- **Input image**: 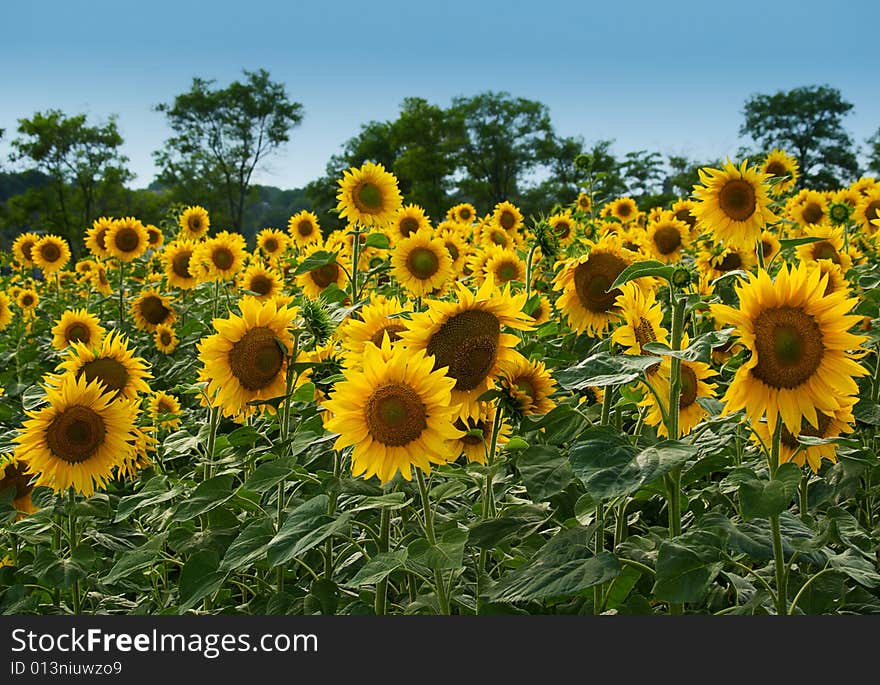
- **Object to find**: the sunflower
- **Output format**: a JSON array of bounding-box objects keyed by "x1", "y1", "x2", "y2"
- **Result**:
[
  {"x1": 549, "y1": 210, "x2": 578, "y2": 246},
  {"x1": 179, "y1": 205, "x2": 210, "y2": 240},
  {"x1": 692, "y1": 159, "x2": 778, "y2": 248},
  {"x1": 575, "y1": 192, "x2": 593, "y2": 214},
  {"x1": 89, "y1": 263, "x2": 113, "y2": 296},
  {"x1": 695, "y1": 244, "x2": 756, "y2": 281},
  {"x1": 153, "y1": 323, "x2": 179, "y2": 354},
  {"x1": 340, "y1": 296, "x2": 411, "y2": 366},
  {"x1": 710, "y1": 263, "x2": 868, "y2": 436},
  {"x1": 336, "y1": 162, "x2": 402, "y2": 228},
  {"x1": 12, "y1": 232, "x2": 40, "y2": 267},
  {"x1": 391, "y1": 228, "x2": 453, "y2": 298},
  {"x1": 759, "y1": 230, "x2": 781, "y2": 264},
  {"x1": 147, "y1": 391, "x2": 182, "y2": 430},
  {"x1": 493, "y1": 201, "x2": 524, "y2": 234},
  {"x1": 15, "y1": 374, "x2": 138, "y2": 497},
  {"x1": 526, "y1": 295, "x2": 552, "y2": 325},
  {"x1": 645, "y1": 216, "x2": 690, "y2": 263},
  {"x1": 500, "y1": 357, "x2": 557, "y2": 416},
  {"x1": 16, "y1": 287, "x2": 39, "y2": 312},
  {"x1": 452, "y1": 404, "x2": 511, "y2": 464},
  {"x1": 642, "y1": 358, "x2": 716, "y2": 437},
  {"x1": 399, "y1": 279, "x2": 533, "y2": 420},
  {"x1": 257, "y1": 228, "x2": 289, "y2": 260},
  {"x1": 790, "y1": 190, "x2": 829, "y2": 228},
  {"x1": 288, "y1": 210, "x2": 322, "y2": 248},
  {"x1": 852, "y1": 176, "x2": 877, "y2": 196},
  {"x1": 855, "y1": 187, "x2": 880, "y2": 235},
  {"x1": 553, "y1": 236, "x2": 640, "y2": 336},
  {"x1": 392, "y1": 204, "x2": 431, "y2": 240},
  {"x1": 192, "y1": 231, "x2": 246, "y2": 281},
  {"x1": 162, "y1": 240, "x2": 200, "y2": 290},
  {"x1": 296, "y1": 246, "x2": 347, "y2": 299},
  {"x1": 437, "y1": 225, "x2": 469, "y2": 274},
  {"x1": 761, "y1": 149, "x2": 799, "y2": 196},
  {"x1": 239, "y1": 264, "x2": 284, "y2": 302},
  {"x1": 117, "y1": 426, "x2": 157, "y2": 479},
  {"x1": 447, "y1": 203, "x2": 477, "y2": 225},
  {"x1": 0, "y1": 452, "x2": 37, "y2": 516},
  {"x1": 479, "y1": 223, "x2": 515, "y2": 250},
  {"x1": 32, "y1": 235, "x2": 71, "y2": 274},
  {"x1": 670, "y1": 199, "x2": 699, "y2": 236},
  {"x1": 51, "y1": 309, "x2": 105, "y2": 351},
  {"x1": 482, "y1": 247, "x2": 525, "y2": 286},
  {"x1": 84, "y1": 217, "x2": 112, "y2": 259},
  {"x1": 796, "y1": 225, "x2": 852, "y2": 272},
  {"x1": 323, "y1": 338, "x2": 462, "y2": 484},
  {"x1": 611, "y1": 282, "x2": 669, "y2": 356},
  {"x1": 106, "y1": 217, "x2": 149, "y2": 262},
  {"x1": 197, "y1": 297, "x2": 297, "y2": 420},
  {"x1": 57, "y1": 331, "x2": 152, "y2": 401},
  {"x1": 131, "y1": 289, "x2": 176, "y2": 332},
  {"x1": 609, "y1": 197, "x2": 639, "y2": 224},
  {"x1": 0, "y1": 292, "x2": 13, "y2": 330},
  {"x1": 143, "y1": 224, "x2": 164, "y2": 250}
]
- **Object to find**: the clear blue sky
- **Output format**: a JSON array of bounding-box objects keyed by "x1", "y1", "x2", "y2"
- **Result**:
[{"x1": 1, "y1": 0, "x2": 878, "y2": 189}]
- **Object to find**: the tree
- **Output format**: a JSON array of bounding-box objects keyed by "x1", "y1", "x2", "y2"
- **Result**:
[
  {"x1": 154, "y1": 69, "x2": 304, "y2": 232},
  {"x1": 9, "y1": 110, "x2": 131, "y2": 247},
  {"x1": 740, "y1": 85, "x2": 859, "y2": 189},
  {"x1": 867, "y1": 128, "x2": 880, "y2": 177},
  {"x1": 573, "y1": 140, "x2": 627, "y2": 205},
  {"x1": 621, "y1": 150, "x2": 665, "y2": 201}
]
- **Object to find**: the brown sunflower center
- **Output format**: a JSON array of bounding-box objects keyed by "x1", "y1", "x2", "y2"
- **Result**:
[
  {"x1": 865, "y1": 200, "x2": 880, "y2": 224},
  {"x1": 675, "y1": 208, "x2": 697, "y2": 229},
  {"x1": 399, "y1": 217, "x2": 420, "y2": 237},
  {"x1": 751, "y1": 306, "x2": 823, "y2": 389},
  {"x1": 311, "y1": 263, "x2": 340, "y2": 288},
  {"x1": 264, "y1": 238, "x2": 279, "y2": 253},
  {"x1": 811, "y1": 241, "x2": 839, "y2": 263},
  {"x1": 445, "y1": 241, "x2": 460, "y2": 262},
  {"x1": 1, "y1": 461, "x2": 33, "y2": 500},
  {"x1": 653, "y1": 225, "x2": 682, "y2": 255},
  {"x1": 157, "y1": 399, "x2": 175, "y2": 415},
  {"x1": 46, "y1": 405, "x2": 106, "y2": 464},
  {"x1": 355, "y1": 182, "x2": 383, "y2": 212},
  {"x1": 494, "y1": 260, "x2": 520, "y2": 283},
  {"x1": 297, "y1": 220, "x2": 314, "y2": 236},
  {"x1": 114, "y1": 227, "x2": 140, "y2": 253},
  {"x1": 573, "y1": 251, "x2": 627, "y2": 313},
  {"x1": 407, "y1": 247, "x2": 441, "y2": 280},
  {"x1": 368, "y1": 322, "x2": 406, "y2": 348},
  {"x1": 22, "y1": 240, "x2": 36, "y2": 261},
  {"x1": 65, "y1": 323, "x2": 90, "y2": 344},
  {"x1": 489, "y1": 230, "x2": 508, "y2": 247},
  {"x1": 228, "y1": 326, "x2": 284, "y2": 391},
  {"x1": 211, "y1": 247, "x2": 234, "y2": 270},
  {"x1": 147, "y1": 228, "x2": 161, "y2": 245},
  {"x1": 427, "y1": 309, "x2": 500, "y2": 391},
  {"x1": 188, "y1": 216, "x2": 202, "y2": 232},
  {"x1": 499, "y1": 211, "x2": 516, "y2": 230},
  {"x1": 95, "y1": 229, "x2": 108, "y2": 250},
  {"x1": 172, "y1": 250, "x2": 193, "y2": 279},
  {"x1": 802, "y1": 202, "x2": 824, "y2": 225},
  {"x1": 718, "y1": 179, "x2": 756, "y2": 221},
  {"x1": 616, "y1": 202, "x2": 633, "y2": 218},
  {"x1": 139, "y1": 295, "x2": 171, "y2": 325},
  {"x1": 717, "y1": 251, "x2": 742, "y2": 272},
  {"x1": 455, "y1": 417, "x2": 487, "y2": 445},
  {"x1": 365, "y1": 382, "x2": 426, "y2": 446},
  {"x1": 634, "y1": 317, "x2": 657, "y2": 348},
  {"x1": 249, "y1": 274, "x2": 273, "y2": 296},
  {"x1": 761, "y1": 240, "x2": 775, "y2": 259},
  {"x1": 78, "y1": 357, "x2": 131, "y2": 398},
  {"x1": 554, "y1": 221, "x2": 572, "y2": 239},
  {"x1": 460, "y1": 208, "x2": 473, "y2": 221},
  {"x1": 765, "y1": 161, "x2": 788, "y2": 178},
  {"x1": 21, "y1": 294, "x2": 35, "y2": 307},
  {"x1": 781, "y1": 412, "x2": 832, "y2": 449},
  {"x1": 679, "y1": 365, "x2": 698, "y2": 408},
  {"x1": 40, "y1": 242, "x2": 62, "y2": 263}
]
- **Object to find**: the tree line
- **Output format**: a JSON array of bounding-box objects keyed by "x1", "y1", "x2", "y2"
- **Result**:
[{"x1": 2, "y1": 70, "x2": 879, "y2": 254}]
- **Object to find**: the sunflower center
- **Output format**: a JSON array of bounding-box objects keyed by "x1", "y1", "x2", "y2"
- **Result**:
[
  {"x1": 188, "y1": 217, "x2": 202, "y2": 232},
  {"x1": 115, "y1": 227, "x2": 140, "y2": 253},
  {"x1": 427, "y1": 309, "x2": 500, "y2": 391},
  {"x1": 811, "y1": 241, "x2": 839, "y2": 263},
  {"x1": 228, "y1": 326, "x2": 284, "y2": 391},
  {"x1": 751, "y1": 306, "x2": 823, "y2": 389},
  {"x1": 460, "y1": 208, "x2": 473, "y2": 221},
  {"x1": 445, "y1": 241, "x2": 460, "y2": 262},
  {"x1": 264, "y1": 238, "x2": 279, "y2": 253},
  {"x1": 674, "y1": 208, "x2": 696, "y2": 229},
  {"x1": 96, "y1": 229, "x2": 108, "y2": 250},
  {"x1": 297, "y1": 220, "x2": 314, "y2": 236},
  {"x1": 212, "y1": 247, "x2": 234, "y2": 270},
  {"x1": 516, "y1": 377, "x2": 536, "y2": 398},
  {"x1": 653, "y1": 225, "x2": 682, "y2": 255},
  {"x1": 365, "y1": 383, "x2": 427, "y2": 446},
  {"x1": 250, "y1": 275, "x2": 273, "y2": 295},
  {"x1": 761, "y1": 240, "x2": 775, "y2": 258},
  {"x1": 78, "y1": 357, "x2": 130, "y2": 397},
  {"x1": 717, "y1": 252, "x2": 742, "y2": 272},
  {"x1": 573, "y1": 252, "x2": 627, "y2": 313},
  {"x1": 490, "y1": 230, "x2": 508, "y2": 247},
  {"x1": 21, "y1": 294, "x2": 35, "y2": 307},
  {"x1": 617, "y1": 203, "x2": 633, "y2": 218},
  {"x1": 634, "y1": 317, "x2": 657, "y2": 348},
  {"x1": 495, "y1": 260, "x2": 519, "y2": 283},
  {"x1": 765, "y1": 161, "x2": 788, "y2": 178},
  {"x1": 781, "y1": 412, "x2": 832, "y2": 449},
  {"x1": 369, "y1": 323, "x2": 406, "y2": 348},
  {"x1": 308, "y1": 262, "x2": 337, "y2": 288},
  {"x1": 22, "y1": 240, "x2": 36, "y2": 261},
  {"x1": 802, "y1": 202, "x2": 824, "y2": 225},
  {"x1": 554, "y1": 221, "x2": 572, "y2": 239},
  {"x1": 718, "y1": 179, "x2": 756, "y2": 221},
  {"x1": 407, "y1": 247, "x2": 440, "y2": 280},
  {"x1": 499, "y1": 211, "x2": 516, "y2": 230},
  {"x1": 865, "y1": 201, "x2": 880, "y2": 224},
  {"x1": 455, "y1": 417, "x2": 486, "y2": 445},
  {"x1": 159, "y1": 330, "x2": 172, "y2": 345},
  {"x1": 157, "y1": 400, "x2": 174, "y2": 414},
  {"x1": 46, "y1": 405, "x2": 106, "y2": 464},
  {"x1": 399, "y1": 217, "x2": 420, "y2": 237},
  {"x1": 65, "y1": 323, "x2": 90, "y2": 344},
  {"x1": 356, "y1": 183, "x2": 383, "y2": 212},
  {"x1": 40, "y1": 242, "x2": 62, "y2": 262},
  {"x1": 679, "y1": 365, "x2": 698, "y2": 408},
  {"x1": 172, "y1": 251, "x2": 193, "y2": 279},
  {"x1": 147, "y1": 228, "x2": 161, "y2": 245},
  {"x1": 140, "y1": 295, "x2": 171, "y2": 325}
]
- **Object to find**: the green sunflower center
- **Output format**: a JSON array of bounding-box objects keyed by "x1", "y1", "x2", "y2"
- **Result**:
[
  {"x1": 46, "y1": 405, "x2": 106, "y2": 464},
  {"x1": 499, "y1": 211, "x2": 516, "y2": 230},
  {"x1": 718, "y1": 179, "x2": 756, "y2": 221},
  {"x1": 366, "y1": 383, "x2": 427, "y2": 446},
  {"x1": 494, "y1": 260, "x2": 519, "y2": 283},
  {"x1": 752, "y1": 306, "x2": 824, "y2": 389},
  {"x1": 407, "y1": 247, "x2": 440, "y2": 280},
  {"x1": 357, "y1": 183, "x2": 383, "y2": 211},
  {"x1": 228, "y1": 326, "x2": 284, "y2": 391}
]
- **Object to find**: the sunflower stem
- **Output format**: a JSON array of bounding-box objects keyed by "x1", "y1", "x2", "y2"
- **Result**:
[
  {"x1": 374, "y1": 504, "x2": 391, "y2": 616},
  {"x1": 594, "y1": 501, "x2": 605, "y2": 614},
  {"x1": 600, "y1": 385, "x2": 614, "y2": 426},
  {"x1": 755, "y1": 239, "x2": 765, "y2": 271},
  {"x1": 870, "y1": 345, "x2": 880, "y2": 403},
  {"x1": 349, "y1": 226, "x2": 362, "y2": 303},
  {"x1": 799, "y1": 471, "x2": 810, "y2": 521},
  {"x1": 477, "y1": 406, "x2": 504, "y2": 613},
  {"x1": 68, "y1": 488, "x2": 81, "y2": 614},
  {"x1": 116, "y1": 260, "x2": 126, "y2": 331},
  {"x1": 666, "y1": 291, "x2": 687, "y2": 615},
  {"x1": 768, "y1": 419, "x2": 788, "y2": 615},
  {"x1": 525, "y1": 244, "x2": 538, "y2": 302},
  {"x1": 416, "y1": 468, "x2": 450, "y2": 615}
]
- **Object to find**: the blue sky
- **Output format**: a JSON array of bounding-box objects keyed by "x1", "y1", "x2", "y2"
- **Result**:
[{"x1": 1, "y1": 0, "x2": 878, "y2": 189}]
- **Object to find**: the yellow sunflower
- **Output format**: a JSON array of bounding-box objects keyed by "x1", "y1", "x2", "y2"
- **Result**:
[
  {"x1": 759, "y1": 230, "x2": 781, "y2": 264},
  {"x1": 0, "y1": 452, "x2": 37, "y2": 516},
  {"x1": 796, "y1": 225, "x2": 852, "y2": 272},
  {"x1": 437, "y1": 225, "x2": 469, "y2": 274},
  {"x1": 695, "y1": 244, "x2": 756, "y2": 281},
  {"x1": 645, "y1": 216, "x2": 691, "y2": 263},
  {"x1": 323, "y1": 338, "x2": 463, "y2": 484},
  {"x1": 16, "y1": 287, "x2": 39, "y2": 312},
  {"x1": 851, "y1": 176, "x2": 877, "y2": 196},
  {"x1": 340, "y1": 296, "x2": 411, "y2": 366},
  {"x1": 12, "y1": 232, "x2": 40, "y2": 267},
  {"x1": 162, "y1": 240, "x2": 200, "y2": 290},
  {"x1": 106, "y1": 217, "x2": 149, "y2": 262},
  {"x1": 131, "y1": 289, "x2": 177, "y2": 332},
  {"x1": 671, "y1": 199, "x2": 699, "y2": 236},
  {"x1": 336, "y1": 162, "x2": 402, "y2": 228},
  {"x1": 85, "y1": 217, "x2": 113, "y2": 259},
  {"x1": 855, "y1": 186, "x2": 880, "y2": 235},
  {"x1": 549, "y1": 210, "x2": 579, "y2": 246},
  {"x1": 392, "y1": 204, "x2": 431, "y2": 240},
  {"x1": 153, "y1": 323, "x2": 179, "y2": 354},
  {"x1": 32, "y1": 235, "x2": 71, "y2": 274},
  {"x1": 179, "y1": 205, "x2": 210, "y2": 240},
  {"x1": 692, "y1": 159, "x2": 778, "y2": 248},
  {"x1": 761, "y1": 149, "x2": 799, "y2": 196},
  {"x1": 257, "y1": 228, "x2": 289, "y2": 260},
  {"x1": 710, "y1": 263, "x2": 868, "y2": 436},
  {"x1": 0, "y1": 292, "x2": 12, "y2": 330},
  {"x1": 288, "y1": 210, "x2": 323, "y2": 248},
  {"x1": 526, "y1": 295, "x2": 552, "y2": 325},
  {"x1": 790, "y1": 190, "x2": 829, "y2": 228},
  {"x1": 448, "y1": 203, "x2": 477, "y2": 225},
  {"x1": 391, "y1": 228, "x2": 454, "y2": 297},
  {"x1": 575, "y1": 192, "x2": 593, "y2": 214},
  {"x1": 484, "y1": 247, "x2": 526, "y2": 286},
  {"x1": 147, "y1": 391, "x2": 182, "y2": 430},
  {"x1": 500, "y1": 357, "x2": 557, "y2": 415},
  {"x1": 609, "y1": 197, "x2": 639, "y2": 224},
  {"x1": 642, "y1": 358, "x2": 716, "y2": 437},
  {"x1": 492, "y1": 201, "x2": 524, "y2": 234},
  {"x1": 50, "y1": 309, "x2": 106, "y2": 351},
  {"x1": 453, "y1": 404, "x2": 511, "y2": 464},
  {"x1": 611, "y1": 282, "x2": 669, "y2": 356},
  {"x1": 197, "y1": 297, "x2": 297, "y2": 420},
  {"x1": 479, "y1": 223, "x2": 515, "y2": 250},
  {"x1": 14, "y1": 374, "x2": 138, "y2": 497},
  {"x1": 296, "y1": 246, "x2": 347, "y2": 300},
  {"x1": 145, "y1": 224, "x2": 164, "y2": 250},
  {"x1": 399, "y1": 278, "x2": 533, "y2": 420},
  {"x1": 192, "y1": 231, "x2": 246, "y2": 281},
  {"x1": 239, "y1": 264, "x2": 284, "y2": 302},
  {"x1": 57, "y1": 331, "x2": 152, "y2": 401}
]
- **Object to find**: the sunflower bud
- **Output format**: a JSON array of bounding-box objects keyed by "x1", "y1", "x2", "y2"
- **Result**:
[
  {"x1": 299, "y1": 297, "x2": 333, "y2": 346},
  {"x1": 532, "y1": 219, "x2": 559, "y2": 258},
  {"x1": 672, "y1": 267, "x2": 692, "y2": 289},
  {"x1": 828, "y1": 201, "x2": 852, "y2": 226}
]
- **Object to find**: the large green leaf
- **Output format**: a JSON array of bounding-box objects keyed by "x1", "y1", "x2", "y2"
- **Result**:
[
  {"x1": 408, "y1": 528, "x2": 469, "y2": 571},
  {"x1": 653, "y1": 529, "x2": 724, "y2": 603},
  {"x1": 242, "y1": 462, "x2": 294, "y2": 493},
  {"x1": 555, "y1": 352, "x2": 658, "y2": 390},
  {"x1": 517, "y1": 445, "x2": 574, "y2": 501},
  {"x1": 610, "y1": 260, "x2": 674, "y2": 289},
  {"x1": 174, "y1": 475, "x2": 237, "y2": 521},
  {"x1": 520, "y1": 405, "x2": 588, "y2": 445},
  {"x1": 101, "y1": 534, "x2": 168, "y2": 585},
  {"x1": 293, "y1": 250, "x2": 339, "y2": 276},
  {"x1": 267, "y1": 495, "x2": 351, "y2": 567},
  {"x1": 115, "y1": 476, "x2": 184, "y2": 522},
  {"x1": 729, "y1": 463, "x2": 801, "y2": 520},
  {"x1": 642, "y1": 328, "x2": 734, "y2": 364},
  {"x1": 178, "y1": 550, "x2": 225, "y2": 612},
  {"x1": 346, "y1": 550, "x2": 408, "y2": 587},
  {"x1": 220, "y1": 517, "x2": 275, "y2": 572}
]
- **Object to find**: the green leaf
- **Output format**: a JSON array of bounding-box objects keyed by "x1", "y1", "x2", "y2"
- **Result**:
[
  {"x1": 642, "y1": 328, "x2": 734, "y2": 364},
  {"x1": 242, "y1": 462, "x2": 294, "y2": 493},
  {"x1": 517, "y1": 445, "x2": 574, "y2": 501},
  {"x1": 293, "y1": 250, "x2": 339, "y2": 276},
  {"x1": 853, "y1": 398, "x2": 880, "y2": 426},
  {"x1": 101, "y1": 535, "x2": 168, "y2": 585},
  {"x1": 610, "y1": 260, "x2": 674, "y2": 289},
  {"x1": 730, "y1": 463, "x2": 801, "y2": 520},
  {"x1": 346, "y1": 550, "x2": 408, "y2": 587},
  {"x1": 220, "y1": 517, "x2": 275, "y2": 572},
  {"x1": 555, "y1": 352, "x2": 658, "y2": 390},
  {"x1": 115, "y1": 477, "x2": 184, "y2": 522},
  {"x1": 653, "y1": 529, "x2": 724, "y2": 603},
  {"x1": 467, "y1": 506, "x2": 547, "y2": 549},
  {"x1": 350, "y1": 492, "x2": 410, "y2": 512},
  {"x1": 174, "y1": 475, "x2": 237, "y2": 521},
  {"x1": 364, "y1": 232, "x2": 391, "y2": 249},
  {"x1": 227, "y1": 425, "x2": 262, "y2": 447},
  {"x1": 779, "y1": 236, "x2": 822, "y2": 249},
  {"x1": 408, "y1": 528, "x2": 469, "y2": 571},
  {"x1": 162, "y1": 429, "x2": 200, "y2": 456},
  {"x1": 520, "y1": 405, "x2": 589, "y2": 445},
  {"x1": 827, "y1": 551, "x2": 880, "y2": 588},
  {"x1": 291, "y1": 382, "x2": 316, "y2": 403},
  {"x1": 267, "y1": 496, "x2": 351, "y2": 567},
  {"x1": 178, "y1": 550, "x2": 225, "y2": 612},
  {"x1": 603, "y1": 564, "x2": 642, "y2": 612}
]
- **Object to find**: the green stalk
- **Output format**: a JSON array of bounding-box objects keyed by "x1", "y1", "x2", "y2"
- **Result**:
[
  {"x1": 477, "y1": 406, "x2": 504, "y2": 613},
  {"x1": 374, "y1": 505, "x2": 391, "y2": 616},
  {"x1": 416, "y1": 469, "x2": 450, "y2": 615},
  {"x1": 871, "y1": 345, "x2": 880, "y2": 404},
  {"x1": 799, "y1": 472, "x2": 810, "y2": 521},
  {"x1": 116, "y1": 260, "x2": 126, "y2": 331},
  {"x1": 755, "y1": 238, "x2": 766, "y2": 271},
  {"x1": 350, "y1": 227, "x2": 362, "y2": 303},
  {"x1": 68, "y1": 489, "x2": 81, "y2": 614},
  {"x1": 525, "y1": 244, "x2": 538, "y2": 302},
  {"x1": 594, "y1": 501, "x2": 605, "y2": 615},
  {"x1": 768, "y1": 420, "x2": 788, "y2": 615},
  {"x1": 665, "y1": 292, "x2": 687, "y2": 615}
]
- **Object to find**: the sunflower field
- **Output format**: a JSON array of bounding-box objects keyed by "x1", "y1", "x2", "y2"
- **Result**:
[{"x1": 2, "y1": 153, "x2": 880, "y2": 616}]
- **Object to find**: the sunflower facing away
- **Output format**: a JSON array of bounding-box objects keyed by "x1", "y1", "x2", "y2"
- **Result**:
[
  {"x1": 106, "y1": 217, "x2": 149, "y2": 262},
  {"x1": 197, "y1": 297, "x2": 298, "y2": 420},
  {"x1": 15, "y1": 374, "x2": 138, "y2": 497},
  {"x1": 179, "y1": 205, "x2": 210, "y2": 240},
  {"x1": 288, "y1": 210, "x2": 323, "y2": 248},
  {"x1": 391, "y1": 228, "x2": 454, "y2": 297},
  {"x1": 57, "y1": 331, "x2": 152, "y2": 401},
  {"x1": 761, "y1": 149, "x2": 799, "y2": 196},
  {"x1": 336, "y1": 162, "x2": 403, "y2": 228},
  {"x1": 323, "y1": 338, "x2": 463, "y2": 484},
  {"x1": 131, "y1": 288, "x2": 177, "y2": 332},
  {"x1": 51, "y1": 309, "x2": 106, "y2": 351},
  {"x1": 32, "y1": 235, "x2": 71, "y2": 274},
  {"x1": 710, "y1": 263, "x2": 868, "y2": 436}
]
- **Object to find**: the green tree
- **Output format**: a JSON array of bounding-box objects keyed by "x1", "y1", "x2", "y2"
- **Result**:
[
  {"x1": 574, "y1": 140, "x2": 627, "y2": 205},
  {"x1": 154, "y1": 68, "x2": 304, "y2": 232},
  {"x1": 740, "y1": 85, "x2": 859, "y2": 189},
  {"x1": 867, "y1": 128, "x2": 880, "y2": 176},
  {"x1": 621, "y1": 150, "x2": 665, "y2": 203},
  {"x1": 9, "y1": 110, "x2": 131, "y2": 248}
]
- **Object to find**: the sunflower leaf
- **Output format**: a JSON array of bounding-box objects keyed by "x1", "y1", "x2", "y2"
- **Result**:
[
  {"x1": 779, "y1": 236, "x2": 822, "y2": 250},
  {"x1": 555, "y1": 351, "x2": 658, "y2": 389},
  {"x1": 292, "y1": 250, "x2": 339, "y2": 276},
  {"x1": 609, "y1": 260, "x2": 674, "y2": 290},
  {"x1": 364, "y1": 232, "x2": 390, "y2": 249},
  {"x1": 642, "y1": 328, "x2": 734, "y2": 363}
]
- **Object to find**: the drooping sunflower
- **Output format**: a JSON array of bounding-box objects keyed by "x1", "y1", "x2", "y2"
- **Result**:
[
  {"x1": 549, "y1": 210, "x2": 578, "y2": 246},
  {"x1": 610, "y1": 282, "x2": 669, "y2": 356},
  {"x1": 179, "y1": 205, "x2": 210, "y2": 241},
  {"x1": 452, "y1": 404, "x2": 511, "y2": 464},
  {"x1": 57, "y1": 331, "x2": 152, "y2": 401},
  {"x1": 500, "y1": 357, "x2": 557, "y2": 416},
  {"x1": 855, "y1": 186, "x2": 880, "y2": 235},
  {"x1": 239, "y1": 264, "x2": 284, "y2": 302},
  {"x1": 197, "y1": 297, "x2": 297, "y2": 420},
  {"x1": 16, "y1": 287, "x2": 39, "y2": 312},
  {"x1": 162, "y1": 240, "x2": 200, "y2": 290},
  {"x1": 392, "y1": 204, "x2": 431, "y2": 240},
  {"x1": 256, "y1": 228, "x2": 289, "y2": 260},
  {"x1": 0, "y1": 292, "x2": 12, "y2": 330},
  {"x1": 448, "y1": 203, "x2": 477, "y2": 225},
  {"x1": 106, "y1": 217, "x2": 149, "y2": 262},
  {"x1": 153, "y1": 323, "x2": 179, "y2": 354},
  {"x1": 340, "y1": 296, "x2": 411, "y2": 366},
  {"x1": 32, "y1": 235, "x2": 71, "y2": 274},
  {"x1": 296, "y1": 246, "x2": 347, "y2": 299},
  {"x1": 641, "y1": 358, "x2": 716, "y2": 437},
  {"x1": 710, "y1": 263, "x2": 868, "y2": 435},
  {"x1": 51, "y1": 309, "x2": 106, "y2": 351},
  {"x1": 796, "y1": 225, "x2": 852, "y2": 272},
  {"x1": 288, "y1": 210, "x2": 323, "y2": 248},
  {"x1": 790, "y1": 190, "x2": 829, "y2": 228},
  {"x1": 645, "y1": 216, "x2": 691, "y2": 263},
  {"x1": 323, "y1": 338, "x2": 463, "y2": 484},
  {"x1": 336, "y1": 162, "x2": 403, "y2": 228},
  {"x1": 192, "y1": 231, "x2": 246, "y2": 281},
  {"x1": 131, "y1": 288, "x2": 177, "y2": 332},
  {"x1": 399, "y1": 278, "x2": 533, "y2": 420},
  {"x1": 391, "y1": 228, "x2": 454, "y2": 298},
  {"x1": 553, "y1": 236, "x2": 640, "y2": 336},
  {"x1": 692, "y1": 159, "x2": 778, "y2": 248},
  {"x1": 12, "y1": 232, "x2": 40, "y2": 267},
  {"x1": 147, "y1": 391, "x2": 182, "y2": 431},
  {"x1": 493, "y1": 201, "x2": 524, "y2": 234},
  {"x1": 14, "y1": 374, "x2": 138, "y2": 497},
  {"x1": 761, "y1": 149, "x2": 799, "y2": 196}
]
